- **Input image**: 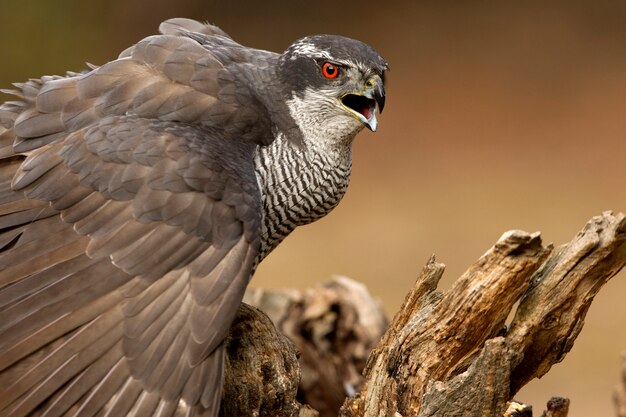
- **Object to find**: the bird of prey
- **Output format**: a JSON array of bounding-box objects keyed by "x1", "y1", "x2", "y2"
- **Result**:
[{"x1": 0, "y1": 18, "x2": 387, "y2": 417}]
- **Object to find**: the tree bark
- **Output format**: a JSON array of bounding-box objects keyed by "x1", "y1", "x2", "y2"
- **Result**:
[
  {"x1": 223, "y1": 212, "x2": 626, "y2": 417},
  {"x1": 221, "y1": 303, "x2": 318, "y2": 417},
  {"x1": 243, "y1": 277, "x2": 388, "y2": 417},
  {"x1": 541, "y1": 397, "x2": 570, "y2": 417}
]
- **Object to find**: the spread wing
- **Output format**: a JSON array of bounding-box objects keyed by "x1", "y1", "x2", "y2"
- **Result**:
[{"x1": 0, "y1": 19, "x2": 272, "y2": 417}]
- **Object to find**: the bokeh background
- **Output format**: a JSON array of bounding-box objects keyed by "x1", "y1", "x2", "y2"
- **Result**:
[{"x1": 1, "y1": 1, "x2": 625, "y2": 415}]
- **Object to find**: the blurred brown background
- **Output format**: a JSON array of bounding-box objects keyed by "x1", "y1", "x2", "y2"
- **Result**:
[{"x1": 1, "y1": 1, "x2": 625, "y2": 415}]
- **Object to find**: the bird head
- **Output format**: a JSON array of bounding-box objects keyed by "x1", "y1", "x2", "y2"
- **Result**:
[{"x1": 279, "y1": 35, "x2": 388, "y2": 145}]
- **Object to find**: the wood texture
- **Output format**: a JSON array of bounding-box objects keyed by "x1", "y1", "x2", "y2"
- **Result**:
[
  {"x1": 339, "y1": 211, "x2": 625, "y2": 417},
  {"x1": 244, "y1": 277, "x2": 387, "y2": 417},
  {"x1": 541, "y1": 397, "x2": 570, "y2": 417},
  {"x1": 221, "y1": 212, "x2": 626, "y2": 417},
  {"x1": 221, "y1": 303, "x2": 317, "y2": 417}
]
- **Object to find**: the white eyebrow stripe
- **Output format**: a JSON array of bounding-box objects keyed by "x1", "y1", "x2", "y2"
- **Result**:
[
  {"x1": 290, "y1": 41, "x2": 333, "y2": 60},
  {"x1": 289, "y1": 41, "x2": 374, "y2": 75},
  {"x1": 340, "y1": 58, "x2": 368, "y2": 73}
]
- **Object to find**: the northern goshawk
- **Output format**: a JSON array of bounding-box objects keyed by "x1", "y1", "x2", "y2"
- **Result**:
[{"x1": 0, "y1": 18, "x2": 387, "y2": 417}]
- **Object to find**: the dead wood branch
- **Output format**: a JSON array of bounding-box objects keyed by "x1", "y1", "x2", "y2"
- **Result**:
[
  {"x1": 224, "y1": 212, "x2": 626, "y2": 417},
  {"x1": 340, "y1": 211, "x2": 625, "y2": 417},
  {"x1": 541, "y1": 397, "x2": 570, "y2": 417},
  {"x1": 244, "y1": 277, "x2": 388, "y2": 417},
  {"x1": 221, "y1": 303, "x2": 318, "y2": 417}
]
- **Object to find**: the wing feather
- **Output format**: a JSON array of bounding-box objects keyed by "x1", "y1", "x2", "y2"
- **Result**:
[
  {"x1": 0, "y1": 311, "x2": 124, "y2": 414},
  {"x1": 0, "y1": 18, "x2": 269, "y2": 417},
  {"x1": 0, "y1": 286, "x2": 125, "y2": 373},
  {"x1": 158, "y1": 18, "x2": 233, "y2": 40},
  {"x1": 37, "y1": 345, "x2": 123, "y2": 417},
  {"x1": 73, "y1": 357, "x2": 128, "y2": 417},
  {"x1": 127, "y1": 391, "x2": 161, "y2": 417},
  {"x1": 102, "y1": 377, "x2": 144, "y2": 417},
  {"x1": 0, "y1": 259, "x2": 128, "y2": 354}
]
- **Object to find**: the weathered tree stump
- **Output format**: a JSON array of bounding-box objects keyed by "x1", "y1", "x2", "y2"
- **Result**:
[
  {"x1": 244, "y1": 277, "x2": 388, "y2": 417},
  {"x1": 541, "y1": 397, "x2": 570, "y2": 417},
  {"x1": 223, "y1": 212, "x2": 626, "y2": 417},
  {"x1": 221, "y1": 303, "x2": 315, "y2": 417}
]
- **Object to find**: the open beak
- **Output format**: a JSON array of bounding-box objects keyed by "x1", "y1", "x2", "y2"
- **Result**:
[{"x1": 340, "y1": 76, "x2": 386, "y2": 132}]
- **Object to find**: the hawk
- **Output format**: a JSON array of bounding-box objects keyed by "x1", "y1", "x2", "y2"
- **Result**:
[{"x1": 0, "y1": 18, "x2": 387, "y2": 417}]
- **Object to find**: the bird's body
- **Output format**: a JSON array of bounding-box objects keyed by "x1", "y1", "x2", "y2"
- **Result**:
[
  {"x1": 255, "y1": 130, "x2": 352, "y2": 259},
  {"x1": 0, "y1": 18, "x2": 386, "y2": 417}
]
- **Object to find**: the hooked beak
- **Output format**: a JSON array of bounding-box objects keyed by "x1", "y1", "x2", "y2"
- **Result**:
[{"x1": 340, "y1": 76, "x2": 386, "y2": 132}]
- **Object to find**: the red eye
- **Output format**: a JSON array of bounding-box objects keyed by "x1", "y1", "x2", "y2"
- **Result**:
[{"x1": 321, "y1": 62, "x2": 340, "y2": 79}]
